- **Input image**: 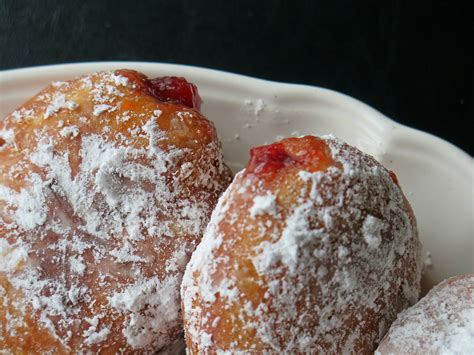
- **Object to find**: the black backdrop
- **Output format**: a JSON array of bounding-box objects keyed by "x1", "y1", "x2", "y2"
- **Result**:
[{"x1": 1, "y1": 0, "x2": 472, "y2": 154}]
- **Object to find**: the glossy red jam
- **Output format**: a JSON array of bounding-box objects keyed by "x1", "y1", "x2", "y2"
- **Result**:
[
  {"x1": 245, "y1": 136, "x2": 334, "y2": 179},
  {"x1": 389, "y1": 171, "x2": 399, "y2": 185},
  {"x1": 115, "y1": 70, "x2": 202, "y2": 110},
  {"x1": 149, "y1": 76, "x2": 202, "y2": 110},
  {"x1": 247, "y1": 143, "x2": 291, "y2": 174}
]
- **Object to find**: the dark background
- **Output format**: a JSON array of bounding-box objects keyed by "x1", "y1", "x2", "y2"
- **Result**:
[{"x1": 1, "y1": 0, "x2": 472, "y2": 154}]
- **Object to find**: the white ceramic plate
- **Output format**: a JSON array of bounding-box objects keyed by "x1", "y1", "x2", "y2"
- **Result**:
[{"x1": 0, "y1": 62, "x2": 472, "y2": 290}]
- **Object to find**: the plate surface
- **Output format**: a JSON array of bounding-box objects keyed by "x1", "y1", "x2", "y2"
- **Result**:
[{"x1": 0, "y1": 62, "x2": 472, "y2": 290}]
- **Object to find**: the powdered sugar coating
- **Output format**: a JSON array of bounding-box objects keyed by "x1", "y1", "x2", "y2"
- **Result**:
[
  {"x1": 0, "y1": 70, "x2": 232, "y2": 352},
  {"x1": 249, "y1": 192, "x2": 277, "y2": 217},
  {"x1": 181, "y1": 136, "x2": 422, "y2": 353},
  {"x1": 376, "y1": 275, "x2": 474, "y2": 355}
]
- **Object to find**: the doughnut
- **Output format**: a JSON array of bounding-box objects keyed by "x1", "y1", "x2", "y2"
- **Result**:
[
  {"x1": 181, "y1": 135, "x2": 422, "y2": 353},
  {"x1": 376, "y1": 274, "x2": 474, "y2": 354},
  {"x1": 0, "y1": 70, "x2": 232, "y2": 352}
]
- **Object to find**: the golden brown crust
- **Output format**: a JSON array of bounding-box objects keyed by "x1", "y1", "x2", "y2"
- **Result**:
[
  {"x1": 181, "y1": 136, "x2": 422, "y2": 353},
  {"x1": 0, "y1": 70, "x2": 232, "y2": 352}
]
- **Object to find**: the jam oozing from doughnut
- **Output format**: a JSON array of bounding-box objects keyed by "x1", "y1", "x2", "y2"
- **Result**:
[
  {"x1": 247, "y1": 142, "x2": 290, "y2": 174},
  {"x1": 115, "y1": 69, "x2": 202, "y2": 110},
  {"x1": 149, "y1": 76, "x2": 202, "y2": 111},
  {"x1": 246, "y1": 136, "x2": 335, "y2": 179},
  {"x1": 389, "y1": 171, "x2": 399, "y2": 185}
]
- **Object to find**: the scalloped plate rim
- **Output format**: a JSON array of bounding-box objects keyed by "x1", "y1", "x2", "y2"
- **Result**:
[
  {"x1": 1, "y1": 62, "x2": 472, "y2": 284},
  {"x1": 1, "y1": 61, "x2": 470, "y2": 162}
]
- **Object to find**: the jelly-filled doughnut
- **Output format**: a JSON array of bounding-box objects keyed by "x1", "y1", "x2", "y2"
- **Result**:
[
  {"x1": 0, "y1": 70, "x2": 232, "y2": 352},
  {"x1": 376, "y1": 275, "x2": 474, "y2": 354},
  {"x1": 181, "y1": 135, "x2": 422, "y2": 353}
]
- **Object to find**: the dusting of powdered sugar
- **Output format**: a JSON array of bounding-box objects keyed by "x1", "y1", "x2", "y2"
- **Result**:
[
  {"x1": 83, "y1": 316, "x2": 111, "y2": 346},
  {"x1": 59, "y1": 125, "x2": 80, "y2": 138},
  {"x1": 44, "y1": 93, "x2": 79, "y2": 118},
  {"x1": 93, "y1": 104, "x2": 112, "y2": 116},
  {"x1": 376, "y1": 275, "x2": 474, "y2": 354},
  {"x1": 250, "y1": 192, "x2": 277, "y2": 217},
  {"x1": 108, "y1": 277, "x2": 181, "y2": 349},
  {"x1": 362, "y1": 215, "x2": 384, "y2": 249},
  {"x1": 0, "y1": 173, "x2": 49, "y2": 230},
  {"x1": 0, "y1": 128, "x2": 15, "y2": 148},
  {"x1": 0, "y1": 70, "x2": 231, "y2": 353},
  {"x1": 182, "y1": 136, "x2": 422, "y2": 353},
  {"x1": 0, "y1": 239, "x2": 28, "y2": 273}
]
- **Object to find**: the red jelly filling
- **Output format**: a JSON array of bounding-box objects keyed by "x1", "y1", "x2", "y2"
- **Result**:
[
  {"x1": 148, "y1": 76, "x2": 202, "y2": 111},
  {"x1": 114, "y1": 70, "x2": 202, "y2": 110},
  {"x1": 247, "y1": 143, "x2": 292, "y2": 175},
  {"x1": 389, "y1": 171, "x2": 399, "y2": 185},
  {"x1": 246, "y1": 136, "x2": 334, "y2": 179}
]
